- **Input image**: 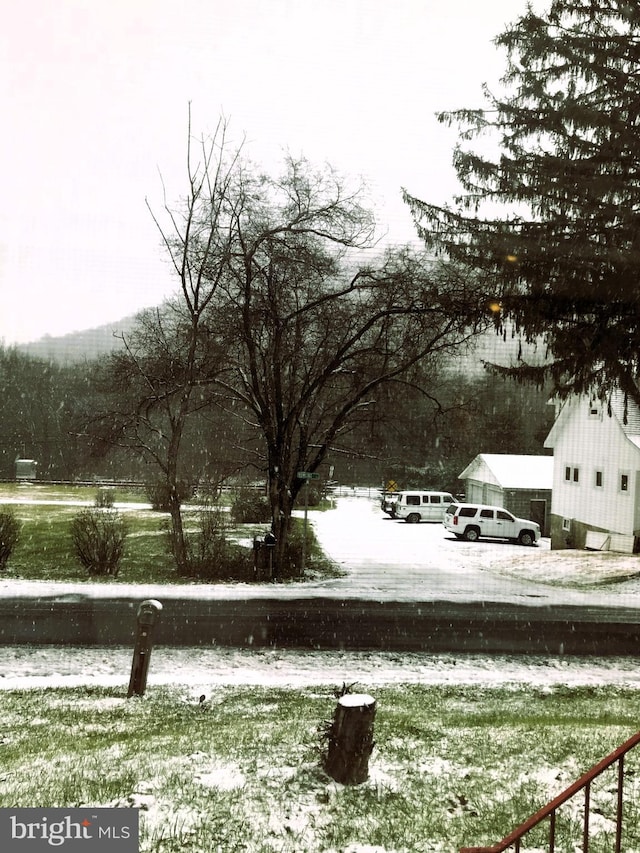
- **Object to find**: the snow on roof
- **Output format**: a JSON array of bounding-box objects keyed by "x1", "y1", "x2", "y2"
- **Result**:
[
  {"x1": 608, "y1": 391, "x2": 640, "y2": 437},
  {"x1": 459, "y1": 453, "x2": 554, "y2": 490},
  {"x1": 545, "y1": 392, "x2": 640, "y2": 451}
]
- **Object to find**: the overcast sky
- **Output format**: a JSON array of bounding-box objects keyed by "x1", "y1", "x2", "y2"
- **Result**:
[{"x1": 1, "y1": 0, "x2": 533, "y2": 345}]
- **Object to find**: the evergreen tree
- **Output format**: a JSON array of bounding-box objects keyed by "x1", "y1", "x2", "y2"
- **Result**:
[{"x1": 404, "y1": 0, "x2": 640, "y2": 407}]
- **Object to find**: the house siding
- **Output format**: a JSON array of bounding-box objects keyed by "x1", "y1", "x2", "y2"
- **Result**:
[{"x1": 545, "y1": 396, "x2": 640, "y2": 549}]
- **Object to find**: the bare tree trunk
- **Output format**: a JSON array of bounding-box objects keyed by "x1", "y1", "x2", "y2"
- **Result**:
[
  {"x1": 168, "y1": 487, "x2": 188, "y2": 574},
  {"x1": 167, "y1": 424, "x2": 189, "y2": 574},
  {"x1": 267, "y1": 464, "x2": 295, "y2": 579},
  {"x1": 325, "y1": 694, "x2": 376, "y2": 784}
]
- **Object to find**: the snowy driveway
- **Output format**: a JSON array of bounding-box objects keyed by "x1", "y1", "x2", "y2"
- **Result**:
[{"x1": 309, "y1": 497, "x2": 640, "y2": 607}]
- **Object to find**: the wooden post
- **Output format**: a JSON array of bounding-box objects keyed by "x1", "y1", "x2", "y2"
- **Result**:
[
  {"x1": 325, "y1": 693, "x2": 376, "y2": 784},
  {"x1": 301, "y1": 480, "x2": 309, "y2": 573},
  {"x1": 127, "y1": 599, "x2": 162, "y2": 698}
]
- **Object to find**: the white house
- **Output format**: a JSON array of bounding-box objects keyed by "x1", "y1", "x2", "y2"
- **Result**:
[
  {"x1": 543, "y1": 393, "x2": 640, "y2": 551},
  {"x1": 458, "y1": 453, "x2": 554, "y2": 535}
]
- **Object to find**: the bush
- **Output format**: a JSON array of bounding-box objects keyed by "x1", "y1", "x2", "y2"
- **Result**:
[
  {"x1": 174, "y1": 505, "x2": 253, "y2": 581},
  {"x1": 294, "y1": 486, "x2": 321, "y2": 507},
  {"x1": 145, "y1": 480, "x2": 194, "y2": 512},
  {"x1": 277, "y1": 517, "x2": 338, "y2": 581},
  {"x1": 95, "y1": 487, "x2": 115, "y2": 508},
  {"x1": 70, "y1": 509, "x2": 128, "y2": 576},
  {"x1": 0, "y1": 511, "x2": 21, "y2": 570},
  {"x1": 230, "y1": 490, "x2": 271, "y2": 524}
]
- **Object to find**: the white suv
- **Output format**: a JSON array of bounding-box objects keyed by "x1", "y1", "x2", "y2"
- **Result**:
[{"x1": 443, "y1": 503, "x2": 540, "y2": 545}]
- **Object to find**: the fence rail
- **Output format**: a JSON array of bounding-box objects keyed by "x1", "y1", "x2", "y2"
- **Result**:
[{"x1": 460, "y1": 729, "x2": 640, "y2": 853}]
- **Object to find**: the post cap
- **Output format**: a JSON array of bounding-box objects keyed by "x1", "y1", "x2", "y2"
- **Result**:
[{"x1": 137, "y1": 599, "x2": 163, "y2": 625}]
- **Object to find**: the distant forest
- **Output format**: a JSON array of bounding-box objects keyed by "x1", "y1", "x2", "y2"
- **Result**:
[{"x1": 0, "y1": 322, "x2": 553, "y2": 492}]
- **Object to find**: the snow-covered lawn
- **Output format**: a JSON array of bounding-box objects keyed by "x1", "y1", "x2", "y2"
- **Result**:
[{"x1": 2, "y1": 646, "x2": 640, "y2": 693}]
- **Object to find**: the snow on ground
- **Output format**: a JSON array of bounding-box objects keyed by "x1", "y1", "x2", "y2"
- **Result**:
[
  {"x1": 3, "y1": 493, "x2": 640, "y2": 691},
  {"x1": 492, "y1": 548, "x2": 640, "y2": 588},
  {"x1": 3, "y1": 646, "x2": 640, "y2": 694}
]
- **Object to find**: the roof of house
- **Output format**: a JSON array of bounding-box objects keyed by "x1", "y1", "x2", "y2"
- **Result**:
[
  {"x1": 459, "y1": 453, "x2": 554, "y2": 491},
  {"x1": 545, "y1": 392, "x2": 640, "y2": 451},
  {"x1": 609, "y1": 392, "x2": 640, "y2": 448}
]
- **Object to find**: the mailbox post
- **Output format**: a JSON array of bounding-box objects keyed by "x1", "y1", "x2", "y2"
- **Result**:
[
  {"x1": 297, "y1": 471, "x2": 320, "y2": 573},
  {"x1": 127, "y1": 599, "x2": 163, "y2": 698}
]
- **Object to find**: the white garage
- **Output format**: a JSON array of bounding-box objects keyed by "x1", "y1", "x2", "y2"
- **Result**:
[{"x1": 458, "y1": 453, "x2": 554, "y2": 535}]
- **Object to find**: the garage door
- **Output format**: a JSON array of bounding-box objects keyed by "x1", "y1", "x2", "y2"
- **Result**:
[{"x1": 482, "y1": 484, "x2": 503, "y2": 505}]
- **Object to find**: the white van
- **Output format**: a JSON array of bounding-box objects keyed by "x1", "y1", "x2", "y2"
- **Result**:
[{"x1": 394, "y1": 491, "x2": 457, "y2": 523}]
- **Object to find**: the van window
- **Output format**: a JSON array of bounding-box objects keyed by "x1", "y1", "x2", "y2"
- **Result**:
[
  {"x1": 429, "y1": 496, "x2": 441, "y2": 503},
  {"x1": 459, "y1": 507, "x2": 477, "y2": 518},
  {"x1": 406, "y1": 495, "x2": 420, "y2": 506},
  {"x1": 480, "y1": 509, "x2": 494, "y2": 518}
]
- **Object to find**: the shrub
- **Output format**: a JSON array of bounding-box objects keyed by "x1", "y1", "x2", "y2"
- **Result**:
[
  {"x1": 174, "y1": 505, "x2": 253, "y2": 581},
  {"x1": 294, "y1": 486, "x2": 321, "y2": 507},
  {"x1": 0, "y1": 511, "x2": 21, "y2": 570},
  {"x1": 229, "y1": 490, "x2": 271, "y2": 524},
  {"x1": 70, "y1": 509, "x2": 128, "y2": 576},
  {"x1": 145, "y1": 480, "x2": 194, "y2": 512},
  {"x1": 95, "y1": 487, "x2": 115, "y2": 508},
  {"x1": 278, "y1": 517, "x2": 338, "y2": 581}
]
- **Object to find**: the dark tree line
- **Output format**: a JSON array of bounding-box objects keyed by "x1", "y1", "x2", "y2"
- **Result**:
[
  {"x1": 0, "y1": 340, "x2": 553, "y2": 490},
  {"x1": 0, "y1": 347, "x2": 91, "y2": 480}
]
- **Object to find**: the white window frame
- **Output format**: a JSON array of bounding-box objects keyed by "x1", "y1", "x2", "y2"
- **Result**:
[
  {"x1": 562, "y1": 518, "x2": 571, "y2": 532},
  {"x1": 594, "y1": 469, "x2": 604, "y2": 489},
  {"x1": 619, "y1": 471, "x2": 631, "y2": 494}
]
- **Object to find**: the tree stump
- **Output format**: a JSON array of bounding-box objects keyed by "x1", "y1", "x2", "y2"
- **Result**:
[{"x1": 325, "y1": 693, "x2": 376, "y2": 784}]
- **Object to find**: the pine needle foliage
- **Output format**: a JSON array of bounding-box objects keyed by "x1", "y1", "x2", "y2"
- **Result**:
[{"x1": 404, "y1": 0, "x2": 640, "y2": 405}]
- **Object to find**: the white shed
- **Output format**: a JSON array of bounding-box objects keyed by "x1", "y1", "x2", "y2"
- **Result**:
[
  {"x1": 15, "y1": 458, "x2": 38, "y2": 481},
  {"x1": 459, "y1": 453, "x2": 554, "y2": 535}
]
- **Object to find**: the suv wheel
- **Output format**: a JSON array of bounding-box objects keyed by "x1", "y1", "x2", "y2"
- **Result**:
[
  {"x1": 463, "y1": 526, "x2": 480, "y2": 542},
  {"x1": 406, "y1": 513, "x2": 421, "y2": 524},
  {"x1": 518, "y1": 530, "x2": 535, "y2": 546}
]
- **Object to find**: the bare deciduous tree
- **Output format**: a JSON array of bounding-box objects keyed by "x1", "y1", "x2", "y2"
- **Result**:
[
  {"x1": 204, "y1": 157, "x2": 491, "y2": 571},
  {"x1": 88, "y1": 112, "x2": 243, "y2": 573},
  {"x1": 89, "y1": 118, "x2": 493, "y2": 578}
]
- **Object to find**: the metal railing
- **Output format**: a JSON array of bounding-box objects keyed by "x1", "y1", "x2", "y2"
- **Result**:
[{"x1": 460, "y1": 729, "x2": 640, "y2": 853}]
